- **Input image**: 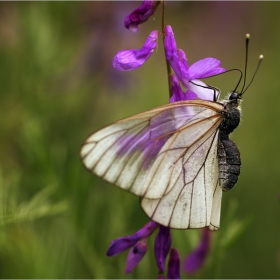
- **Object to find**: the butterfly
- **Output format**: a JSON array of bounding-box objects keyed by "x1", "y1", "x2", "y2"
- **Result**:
[{"x1": 80, "y1": 92, "x2": 242, "y2": 231}]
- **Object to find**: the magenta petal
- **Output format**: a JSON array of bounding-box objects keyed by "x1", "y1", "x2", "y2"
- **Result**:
[
  {"x1": 188, "y1": 58, "x2": 226, "y2": 79},
  {"x1": 164, "y1": 25, "x2": 178, "y2": 61},
  {"x1": 164, "y1": 26, "x2": 189, "y2": 81},
  {"x1": 113, "y1": 30, "x2": 158, "y2": 71},
  {"x1": 169, "y1": 75, "x2": 196, "y2": 102},
  {"x1": 125, "y1": 239, "x2": 147, "y2": 273},
  {"x1": 124, "y1": 1, "x2": 160, "y2": 32},
  {"x1": 154, "y1": 226, "x2": 172, "y2": 272},
  {"x1": 169, "y1": 74, "x2": 186, "y2": 103},
  {"x1": 167, "y1": 248, "x2": 180, "y2": 279},
  {"x1": 177, "y1": 49, "x2": 189, "y2": 77},
  {"x1": 184, "y1": 227, "x2": 211, "y2": 274},
  {"x1": 106, "y1": 221, "x2": 158, "y2": 256},
  {"x1": 185, "y1": 90, "x2": 198, "y2": 100}
]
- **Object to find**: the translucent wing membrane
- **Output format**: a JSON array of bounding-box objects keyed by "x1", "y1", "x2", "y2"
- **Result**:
[
  {"x1": 80, "y1": 100, "x2": 223, "y2": 229},
  {"x1": 141, "y1": 130, "x2": 222, "y2": 229}
]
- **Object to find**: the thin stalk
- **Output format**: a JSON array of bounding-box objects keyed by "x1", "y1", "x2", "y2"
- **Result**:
[{"x1": 161, "y1": 1, "x2": 172, "y2": 99}]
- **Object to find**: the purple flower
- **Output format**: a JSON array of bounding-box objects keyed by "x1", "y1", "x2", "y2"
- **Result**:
[
  {"x1": 164, "y1": 25, "x2": 226, "y2": 101},
  {"x1": 154, "y1": 226, "x2": 172, "y2": 272},
  {"x1": 113, "y1": 30, "x2": 158, "y2": 71},
  {"x1": 124, "y1": 1, "x2": 160, "y2": 32},
  {"x1": 106, "y1": 220, "x2": 182, "y2": 277},
  {"x1": 169, "y1": 74, "x2": 197, "y2": 103},
  {"x1": 184, "y1": 227, "x2": 211, "y2": 274},
  {"x1": 167, "y1": 248, "x2": 181, "y2": 279},
  {"x1": 125, "y1": 239, "x2": 148, "y2": 273},
  {"x1": 106, "y1": 220, "x2": 157, "y2": 257}
]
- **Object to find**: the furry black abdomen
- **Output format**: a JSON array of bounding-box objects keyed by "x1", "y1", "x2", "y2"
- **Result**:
[{"x1": 218, "y1": 131, "x2": 241, "y2": 191}]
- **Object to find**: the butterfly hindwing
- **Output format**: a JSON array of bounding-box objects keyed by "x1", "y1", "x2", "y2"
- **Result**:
[{"x1": 141, "y1": 124, "x2": 222, "y2": 229}]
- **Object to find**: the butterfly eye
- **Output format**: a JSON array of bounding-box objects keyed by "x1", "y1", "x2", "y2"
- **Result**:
[{"x1": 229, "y1": 92, "x2": 240, "y2": 100}]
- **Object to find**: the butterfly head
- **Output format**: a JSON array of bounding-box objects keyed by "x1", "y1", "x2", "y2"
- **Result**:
[
  {"x1": 229, "y1": 91, "x2": 242, "y2": 101},
  {"x1": 228, "y1": 91, "x2": 242, "y2": 106},
  {"x1": 223, "y1": 91, "x2": 242, "y2": 111}
]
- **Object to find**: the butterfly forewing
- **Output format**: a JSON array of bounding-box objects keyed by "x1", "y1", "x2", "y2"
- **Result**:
[
  {"x1": 141, "y1": 110, "x2": 222, "y2": 199},
  {"x1": 80, "y1": 100, "x2": 224, "y2": 229}
]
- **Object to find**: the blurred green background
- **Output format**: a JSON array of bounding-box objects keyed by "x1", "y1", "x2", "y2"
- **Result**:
[{"x1": 0, "y1": 1, "x2": 279, "y2": 278}]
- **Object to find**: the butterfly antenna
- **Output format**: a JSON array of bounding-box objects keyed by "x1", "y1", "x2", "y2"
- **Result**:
[
  {"x1": 224, "y1": 68, "x2": 243, "y2": 94},
  {"x1": 227, "y1": 34, "x2": 250, "y2": 94},
  {"x1": 240, "y1": 34, "x2": 250, "y2": 93},
  {"x1": 241, "y1": 54, "x2": 263, "y2": 95},
  {"x1": 231, "y1": 34, "x2": 250, "y2": 94}
]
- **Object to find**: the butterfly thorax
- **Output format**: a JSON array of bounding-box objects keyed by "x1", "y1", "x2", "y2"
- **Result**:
[{"x1": 219, "y1": 93, "x2": 242, "y2": 135}]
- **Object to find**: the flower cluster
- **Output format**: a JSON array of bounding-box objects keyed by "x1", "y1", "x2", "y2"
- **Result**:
[
  {"x1": 109, "y1": 1, "x2": 226, "y2": 278},
  {"x1": 107, "y1": 220, "x2": 211, "y2": 278},
  {"x1": 113, "y1": 3, "x2": 226, "y2": 103},
  {"x1": 107, "y1": 221, "x2": 180, "y2": 277}
]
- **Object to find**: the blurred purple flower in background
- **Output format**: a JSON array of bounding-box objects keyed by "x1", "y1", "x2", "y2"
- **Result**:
[
  {"x1": 154, "y1": 226, "x2": 172, "y2": 272},
  {"x1": 106, "y1": 220, "x2": 157, "y2": 257},
  {"x1": 107, "y1": 221, "x2": 182, "y2": 278},
  {"x1": 168, "y1": 248, "x2": 181, "y2": 279},
  {"x1": 124, "y1": 0, "x2": 160, "y2": 32},
  {"x1": 184, "y1": 227, "x2": 211, "y2": 274}
]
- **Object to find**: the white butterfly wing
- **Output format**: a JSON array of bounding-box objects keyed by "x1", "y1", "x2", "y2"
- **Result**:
[
  {"x1": 80, "y1": 100, "x2": 223, "y2": 229},
  {"x1": 141, "y1": 129, "x2": 222, "y2": 229},
  {"x1": 209, "y1": 180, "x2": 222, "y2": 230}
]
